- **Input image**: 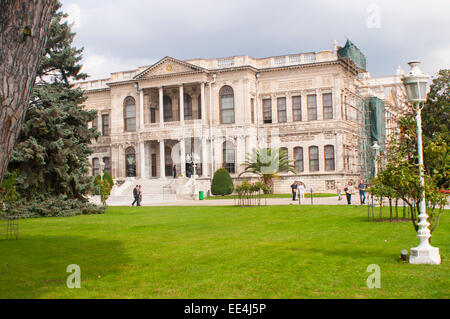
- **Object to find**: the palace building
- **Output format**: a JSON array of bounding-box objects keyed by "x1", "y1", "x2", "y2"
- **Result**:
[{"x1": 78, "y1": 40, "x2": 409, "y2": 197}]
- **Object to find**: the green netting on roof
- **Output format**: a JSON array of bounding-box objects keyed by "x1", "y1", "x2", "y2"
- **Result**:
[
  {"x1": 337, "y1": 40, "x2": 366, "y2": 71},
  {"x1": 367, "y1": 96, "x2": 386, "y2": 150}
]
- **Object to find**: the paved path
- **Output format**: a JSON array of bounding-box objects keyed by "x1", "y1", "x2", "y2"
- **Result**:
[{"x1": 101, "y1": 195, "x2": 362, "y2": 207}]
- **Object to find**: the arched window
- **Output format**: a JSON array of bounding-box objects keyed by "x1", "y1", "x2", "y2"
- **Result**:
[
  {"x1": 309, "y1": 146, "x2": 319, "y2": 172},
  {"x1": 125, "y1": 147, "x2": 136, "y2": 177},
  {"x1": 223, "y1": 140, "x2": 235, "y2": 173},
  {"x1": 103, "y1": 157, "x2": 111, "y2": 175},
  {"x1": 220, "y1": 86, "x2": 235, "y2": 124},
  {"x1": 124, "y1": 97, "x2": 136, "y2": 132},
  {"x1": 294, "y1": 147, "x2": 304, "y2": 172},
  {"x1": 92, "y1": 158, "x2": 99, "y2": 176},
  {"x1": 163, "y1": 95, "x2": 173, "y2": 122},
  {"x1": 184, "y1": 93, "x2": 192, "y2": 120},
  {"x1": 324, "y1": 145, "x2": 335, "y2": 171}
]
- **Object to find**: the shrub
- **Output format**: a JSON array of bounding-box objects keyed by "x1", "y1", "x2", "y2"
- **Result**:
[
  {"x1": 5, "y1": 194, "x2": 105, "y2": 219},
  {"x1": 211, "y1": 168, "x2": 234, "y2": 196}
]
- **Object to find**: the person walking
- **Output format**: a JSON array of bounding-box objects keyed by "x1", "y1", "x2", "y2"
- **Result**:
[
  {"x1": 291, "y1": 181, "x2": 298, "y2": 201},
  {"x1": 344, "y1": 181, "x2": 353, "y2": 205},
  {"x1": 299, "y1": 183, "x2": 305, "y2": 200},
  {"x1": 131, "y1": 185, "x2": 139, "y2": 206},
  {"x1": 358, "y1": 180, "x2": 366, "y2": 205},
  {"x1": 337, "y1": 182, "x2": 342, "y2": 201},
  {"x1": 138, "y1": 185, "x2": 143, "y2": 206},
  {"x1": 173, "y1": 165, "x2": 177, "y2": 178}
]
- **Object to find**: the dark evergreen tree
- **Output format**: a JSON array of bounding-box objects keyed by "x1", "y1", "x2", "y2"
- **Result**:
[
  {"x1": 6, "y1": 2, "x2": 104, "y2": 216},
  {"x1": 211, "y1": 168, "x2": 234, "y2": 196}
]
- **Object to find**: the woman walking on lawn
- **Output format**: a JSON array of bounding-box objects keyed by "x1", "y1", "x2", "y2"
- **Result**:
[{"x1": 344, "y1": 181, "x2": 353, "y2": 205}]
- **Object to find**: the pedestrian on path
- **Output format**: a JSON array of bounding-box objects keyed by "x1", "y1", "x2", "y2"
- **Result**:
[
  {"x1": 358, "y1": 180, "x2": 366, "y2": 205},
  {"x1": 131, "y1": 185, "x2": 139, "y2": 206},
  {"x1": 291, "y1": 182, "x2": 298, "y2": 201},
  {"x1": 344, "y1": 181, "x2": 353, "y2": 205}
]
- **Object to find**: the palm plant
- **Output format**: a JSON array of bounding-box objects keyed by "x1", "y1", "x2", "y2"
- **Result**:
[{"x1": 239, "y1": 147, "x2": 297, "y2": 193}]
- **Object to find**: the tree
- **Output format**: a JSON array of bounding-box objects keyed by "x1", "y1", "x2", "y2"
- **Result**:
[
  {"x1": 239, "y1": 148, "x2": 296, "y2": 193},
  {"x1": 211, "y1": 168, "x2": 234, "y2": 196},
  {"x1": 5, "y1": 3, "x2": 103, "y2": 217},
  {"x1": 422, "y1": 69, "x2": 450, "y2": 189},
  {"x1": 370, "y1": 121, "x2": 447, "y2": 238},
  {"x1": 422, "y1": 69, "x2": 449, "y2": 144},
  {"x1": 0, "y1": 0, "x2": 58, "y2": 184}
]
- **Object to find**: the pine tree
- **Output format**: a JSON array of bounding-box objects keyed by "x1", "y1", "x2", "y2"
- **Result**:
[{"x1": 6, "y1": 3, "x2": 104, "y2": 216}]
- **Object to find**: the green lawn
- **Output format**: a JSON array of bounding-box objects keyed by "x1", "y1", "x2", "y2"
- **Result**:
[
  {"x1": 0, "y1": 205, "x2": 448, "y2": 299},
  {"x1": 206, "y1": 193, "x2": 336, "y2": 200}
]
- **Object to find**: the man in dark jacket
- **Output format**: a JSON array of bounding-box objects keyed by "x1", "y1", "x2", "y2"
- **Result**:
[
  {"x1": 291, "y1": 182, "x2": 298, "y2": 201},
  {"x1": 131, "y1": 185, "x2": 139, "y2": 206}
]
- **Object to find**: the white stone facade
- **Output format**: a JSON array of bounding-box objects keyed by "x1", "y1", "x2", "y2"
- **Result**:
[{"x1": 79, "y1": 42, "x2": 409, "y2": 194}]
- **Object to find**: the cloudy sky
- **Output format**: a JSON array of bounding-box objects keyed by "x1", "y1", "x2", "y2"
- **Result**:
[{"x1": 60, "y1": 0, "x2": 450, "y2": 81}]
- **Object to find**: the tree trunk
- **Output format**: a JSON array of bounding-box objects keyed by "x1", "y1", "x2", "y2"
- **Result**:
[{"x1": 0, "y1": 0, "x2": 58, "y2": 183}]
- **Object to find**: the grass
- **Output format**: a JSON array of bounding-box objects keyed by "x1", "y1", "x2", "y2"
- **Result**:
[
  {"x1": 0, "y1": 205, "x2": 448, "y2": 299},
  {"x1": 206, "y1": 193, "x2": 336, "y2": 200}
]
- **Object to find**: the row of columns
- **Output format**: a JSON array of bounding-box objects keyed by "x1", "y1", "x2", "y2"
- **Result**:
[{"x1": 138, "y1": 82, "x2": 206, "y2": 128}]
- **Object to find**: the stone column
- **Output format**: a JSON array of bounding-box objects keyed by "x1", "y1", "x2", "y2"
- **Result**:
[
  {"x1": 180, "y1": 138, "x2": 186, "y2": 176},
  {"x1": 139, "y1": 89, "x2": 144, "y2": 129},
  {"x1": 201, "y1": 136, "x2": 208, "y2": 177},
  {"x1": 316, "y1": 89, "x2": 323, "y2": 120},
  {"x1": 301, "y1": 93, "x2": 308, "y2": 121},
  {"x1": 159, "y1": 139, "x2": 165, "y2": 178},
  {"x1": 179, "y1": 84, "x2": 184, "y2": 124},
  {"x1": 286, "y1": 93, "x2": 293, "y2": 122},
  {"x1": 159, "y1": 87, "x2": 164, "y2": 126},
  {"x1": 200, "y1": 82, "x2": 205, "y2": 122},
  {"x1": 139, "y1": 141, "x2": 145, "y2": 178},
  {"x1": 271, "y1": 94, "x2": 277, "y2": 123},
  {"x1": 98, "y1": 112, "x2": 103, "y2": 136}
]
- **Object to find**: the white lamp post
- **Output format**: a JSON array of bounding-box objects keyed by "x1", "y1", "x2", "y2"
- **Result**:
[
  {"x1": 372, "y1": 141, "x2": 380, "y2": 177},
  {"x1": 402, "y1": 61, "x2": 441, "y2": 264},
  {"x1": 99, "y1": 160, "x2": 105, "y2": 181}
]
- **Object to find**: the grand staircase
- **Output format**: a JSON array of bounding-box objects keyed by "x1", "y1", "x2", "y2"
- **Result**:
[{"x1": 106, "y1": 178, "x2": 177, "y2": 205}]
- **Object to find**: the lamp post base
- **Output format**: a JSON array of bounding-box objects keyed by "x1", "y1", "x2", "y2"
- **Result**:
[{"x1": 409, "y1": 243, "x2": 441, "y2": 265}]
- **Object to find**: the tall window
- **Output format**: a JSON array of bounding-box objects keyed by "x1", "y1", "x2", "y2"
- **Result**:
[
  {"x1": 163, "y1": 96, "x2": 173, "y2": 122},
  {"x1": 220, "y1": 86, "x2": 234, "y2": 124},
  {"x1": 184, "y1": 93, "x2": 192, "y2": 120},
  {"x1": 292, "y1": 95, "x2": 302, "y2": 121},
  {"x1": 307, "y1": 94, "x2": 317, "y2": 121},
  {"x1": 103, "y1": 157, "x2": 111, "y2": 175},
  {"x1": 294, "y1": 147, "x2": 304, "y2": 172},
  {"x1": 324, "y1": 145, "x2": 335, "y2": 171},
  {"x1": 277, "y1": 97, "x2": 287, "y2": 122},
  {"x1": 102, "y1": 114, "x2": 110, "y2": 136},
  {"x1": 309, "y1": 146, "x2": 319, "y2": 172},
  {"x1": 92, "y1": 158, "x2": 99, "y2": 176},
  {"x1": 124, "y1": 97, "x2": 136, "y2": 131},
  {"x1": 263, "y1": 98, "x2": 272, "y2": 123},
  {"x1": 323, "y1": 93, "x2": 333, "y2": 120},
  {"x1": 251, "y1": 98, "x2": 255, "y2": 124},
  {"x1": 197, "y1": 95, "x2": 202, "y2": 120},
  {"x1": 125, "y1": 147, "x2": 136, "y2": 177},
  {"x1": 223, "y1": 141, "x2": 235, "y2": 173}
]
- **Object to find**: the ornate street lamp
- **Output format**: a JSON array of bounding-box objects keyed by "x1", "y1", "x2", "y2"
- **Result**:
[
  {"x1": 185, "y1": 153, "x2": 200, "y2": 177},
  {"x1": 402, "y1": 61, "x2": 440, "y2": 264},
  {"x1": 372, "y1": 141, "x2": 380, "y2": 177}
]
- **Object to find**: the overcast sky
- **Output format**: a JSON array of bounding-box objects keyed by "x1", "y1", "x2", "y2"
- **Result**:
[{"x1": 60, "y1": 0, "x2": 450, "y2": 81}]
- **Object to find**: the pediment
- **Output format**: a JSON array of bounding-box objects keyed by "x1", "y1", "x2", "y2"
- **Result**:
[{"x1": 134, "y1": 57, "x2": 205, "y2": 79}]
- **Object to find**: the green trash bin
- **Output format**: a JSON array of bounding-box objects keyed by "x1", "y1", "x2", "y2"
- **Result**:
[{"x1": 199, "y1": 191, "x2": 204, "y2": 200}]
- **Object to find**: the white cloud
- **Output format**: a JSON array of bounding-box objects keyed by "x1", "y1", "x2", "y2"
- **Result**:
[
  {"x1": 64, "y1": 3, "x2": 82, "y2": 29},
  {"x1": 81, "y1": 52, "x2": 156, "y2": 80}
]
